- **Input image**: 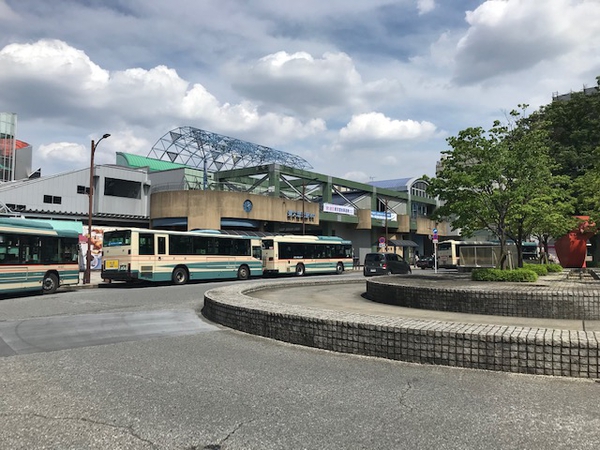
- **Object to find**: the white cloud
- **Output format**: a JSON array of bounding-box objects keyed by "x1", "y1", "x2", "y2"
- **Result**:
[
  {"x1": 0, "y1": 39, "x2": 325, "y2": 160},
  {"x1": 0, "y1": 39, "x2": 108, "y2": 89},
  {"x1": 38, "y1": 142, "x2": 88, "y2": 166},
  {"x1": 229, "y1": 51, "x2": 403, "y2": 118},
  {"x1": 417, "y1": 0, "x2": 436, "y2": 15},
  {"x1": 342, "y1": 171, "x2": 371, "y2": 183},
  {"x1": 1, "y1": 1, "x2": 597, "y2": 182},
  {"x1": 338, "y1": 112, "x2": 437, "y2": 146},
  {"x1": 453, "y1": 0, "x2": 600, "y2": 84}
]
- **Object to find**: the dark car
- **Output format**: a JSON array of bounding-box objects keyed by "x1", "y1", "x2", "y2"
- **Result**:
[
  {"x1": 363, "y1": 252, "x2": 412, "y2": 276},
  {"x1": 416, "y1": 256, "x2": 435, "y2": 269}
]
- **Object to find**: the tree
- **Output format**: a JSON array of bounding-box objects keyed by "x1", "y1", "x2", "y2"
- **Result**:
[
  {"x1": 537, "y1": 77, "x2": 600, "y2": 261},
  {"x1": 427, "y1": 107, "x2": 569, "y2": 269}
]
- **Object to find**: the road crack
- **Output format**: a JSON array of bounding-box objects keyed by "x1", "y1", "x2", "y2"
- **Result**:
[{"x1": 0, "y1": 412, "x2": 158, "y2": 448}]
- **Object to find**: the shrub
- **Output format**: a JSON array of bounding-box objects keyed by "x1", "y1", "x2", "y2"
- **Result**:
[
  {"x1": 523, "y1": 263, "x2": 548, "y2": 276},
  {"x1": 545, "y1": 263, "x2": 564, "y2": 273},
  {"x1": 471, "y1": 268, "x2": 538, "y2": 282},
  {"x1": 471, "y1": 268, "x2": 502, "y2": 281},
  {"x1": 506, "y1": 269, "x2": 538, "y2": 282}
]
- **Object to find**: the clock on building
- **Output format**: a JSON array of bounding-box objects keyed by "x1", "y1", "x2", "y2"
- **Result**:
[{"x1": 243, "y1": 199, "x2": 253, "y2": 213}]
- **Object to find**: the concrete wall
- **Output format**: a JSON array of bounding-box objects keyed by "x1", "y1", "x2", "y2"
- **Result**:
[{"x1": 151, "y1": 190, "x2": 321, "y2": 231}]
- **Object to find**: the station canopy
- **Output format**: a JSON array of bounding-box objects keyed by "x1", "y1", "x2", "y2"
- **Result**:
[{"x1": 148, "y1": 126, "x2": 313, "y2": 173}]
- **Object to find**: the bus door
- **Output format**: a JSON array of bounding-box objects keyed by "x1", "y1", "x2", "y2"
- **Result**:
[
  {"x1": 134, "y1": 233, "x2": 156, "y2": 280},
  {"x1": 0, "y1": 235, "x2": 25, "y2": 290},
  {"x1": 151, "y1": 234, "x2": 168, "y2": 280}
]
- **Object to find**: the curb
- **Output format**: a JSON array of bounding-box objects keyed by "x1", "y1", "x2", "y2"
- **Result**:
[{"x1": 202, "y1": 278, "x2": 600, "y2": 379}]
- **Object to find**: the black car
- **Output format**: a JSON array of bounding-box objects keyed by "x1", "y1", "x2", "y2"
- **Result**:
[
  {"x1": 416, "y1": 256, "x2": 435, "y2": 269},
  {"x1": 363, "y1": 252, "x2": 412, "y2": 276}
]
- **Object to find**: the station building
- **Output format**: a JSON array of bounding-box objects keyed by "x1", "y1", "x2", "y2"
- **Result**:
[{"x1": 0, "y1": 125, "x2": 452, "y2": 263}]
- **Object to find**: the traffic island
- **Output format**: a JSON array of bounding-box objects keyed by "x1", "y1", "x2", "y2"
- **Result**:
[{"x1": 201, "y1": 278, "x2": 600, "y2": 379}]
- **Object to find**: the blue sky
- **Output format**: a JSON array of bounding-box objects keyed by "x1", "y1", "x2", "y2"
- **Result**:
[{"x1": 0, "y1": 0, "x2": 599, "y2": 182}]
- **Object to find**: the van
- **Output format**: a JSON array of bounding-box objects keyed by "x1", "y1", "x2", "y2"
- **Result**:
[{"x1": 363, "y1": 252, "x2": 412, "y2": 277}]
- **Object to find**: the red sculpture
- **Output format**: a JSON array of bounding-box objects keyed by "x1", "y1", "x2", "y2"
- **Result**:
[{"x1": 554, "y1": 216, "x2": 596, "y2": 268}]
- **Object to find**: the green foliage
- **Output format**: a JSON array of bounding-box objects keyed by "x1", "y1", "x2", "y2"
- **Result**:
[
  {"x1": 427, "y1": 105, "x2": 571, "y2": 268},
  {"x1": 537, "y1": 79, "x2": 600, "y2": 223},
  {"x1": 523, "y1": 263, "x2": 548, "y2": 276},
  {"x1": 546, "y1": 263, "x2": 564, "y2": 272},
  {"x1": 471, "y1": 268, "x2": 538, "y2": 282}
]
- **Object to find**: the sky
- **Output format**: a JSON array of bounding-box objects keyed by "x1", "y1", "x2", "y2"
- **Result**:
[{"x1": 0, "y1": 0, "x2": 599, "y2": 183}]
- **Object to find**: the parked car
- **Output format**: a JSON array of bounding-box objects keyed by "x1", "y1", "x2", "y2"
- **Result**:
[
  {"x1": 416, "y1": 256, "x2": 435, "y2": 269},
  {"x1": 363, "y1": 252, "x2": 412, "y2": 276}
]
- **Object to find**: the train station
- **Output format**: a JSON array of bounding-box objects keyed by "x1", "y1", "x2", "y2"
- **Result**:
[{"x1": 0, "y1": 122, "x2": 452, "y2": 266}]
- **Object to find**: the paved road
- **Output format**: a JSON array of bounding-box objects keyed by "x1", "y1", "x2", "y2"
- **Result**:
[{"x1": 1, "y1": 274, "x2": 600, "y2": 449}]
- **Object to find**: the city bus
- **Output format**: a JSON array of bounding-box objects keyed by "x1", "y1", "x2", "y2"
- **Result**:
[
  {"x1": 437, "y1": 239, "x2": 518, "y2": 270},
  {"x1": 261, "y1": 235, "x2": 353, "y2": 276},
  {"x1": 101, "y1": 228, "x2": 263, "y2": 284},
  {"x1": 522, "y1": 242, "x2": 540, "y2": 261},
  {"x1": 0, "y1": 217, "x2": 80, "y2": 295}
]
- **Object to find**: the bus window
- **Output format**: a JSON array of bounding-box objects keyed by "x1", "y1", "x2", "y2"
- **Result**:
[
  {"x1": 104, "y1": 230, "x2": 131, "y2": 247},
  {"x1": 139, "y1": 233, "x2": 155, "y2": 255},
  {"x1": 157, "y1": 236, "x2": 166, "y2": 255}
]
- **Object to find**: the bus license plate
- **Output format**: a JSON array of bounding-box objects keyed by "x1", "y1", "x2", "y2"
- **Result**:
[{"x1": 105, "y1": 259, "x2": 118, "y2": 269}]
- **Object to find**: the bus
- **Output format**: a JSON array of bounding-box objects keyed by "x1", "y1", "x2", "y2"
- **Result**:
[
  {"x1": 437, "y1": 239, "x2": 519, "y2": 270},
  {"x1": 522, "y1": 242, "x2": 540, "y2": 261},
  {"x1": 101, "y1": 228, "x2": 263, "y2": 284},
  {"x1": 437, "y1": 240, "x2": 499, "y2": 269},
  {"x1": 261, "y1": 235, "x2": 353, "y2": 276},
  {"x1": 0, "y1": 217, "x2": 80, "y2": 295}
]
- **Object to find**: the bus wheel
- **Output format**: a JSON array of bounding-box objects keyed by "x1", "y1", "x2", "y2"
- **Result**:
[
  {"x1": 295, "y1": 264, "x2": 305, "y2": 276},
  {"x1": 336, "y1": 262, "x2": 344, "y2": 274},
  {"x1": 43, "y1": 273, "x2": 59, "y2": 294},
  {"x1": 237, "y1": 265, "x2": 250, "y2": 280},
  {"x1": 172, "y1": 267, "x2": 188, "y2": 285}
]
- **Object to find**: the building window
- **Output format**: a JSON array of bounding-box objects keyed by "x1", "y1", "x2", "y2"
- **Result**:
[
  {"x1": 104, "y1": 178, "x2": 141, "y2": 199},
  {"x1": 44, "y1": 195, "x2": 61, "y2": 204},
  {"x1": 410, "y1": 181, "x2": 431, "y2": 199},
  {"x1": 6, "y1": 204, "x2": 25, "y2": 211},
  {"x1": 77, "y1": 185, "x2": 90, "y2": 194}
]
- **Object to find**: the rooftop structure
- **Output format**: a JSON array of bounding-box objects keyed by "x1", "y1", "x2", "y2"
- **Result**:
[{"x1": 148, "y1": 126, "x2": 313, "y2": 174}]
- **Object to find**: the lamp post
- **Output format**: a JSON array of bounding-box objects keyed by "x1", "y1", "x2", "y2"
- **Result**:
[
  {"x1": 302, "y1": 181, "x2": 306, "y2": 235},
  {"x1": 83, "y1": 133, "x2": 110, "y2": 284},
  {"x1": 384, "y1": 198, "x2": 389, "y2": 251}
]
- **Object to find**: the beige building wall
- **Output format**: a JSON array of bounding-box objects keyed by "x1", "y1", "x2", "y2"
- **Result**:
[{"x1": 151, "y1": 190, "x2": 320, "y2": 230}]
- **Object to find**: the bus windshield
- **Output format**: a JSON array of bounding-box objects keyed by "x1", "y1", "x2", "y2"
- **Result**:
[{"x1": 103, "y1": 230, "x2": 132, "y2": 247}]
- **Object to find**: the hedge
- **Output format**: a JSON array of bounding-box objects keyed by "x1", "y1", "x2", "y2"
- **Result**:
[
  {"x1": 523, "y1": 263, "x2": 548, "y2": 276},
  {"x1": 471, "y1": 268, "x2": 538, "y2": 282}
]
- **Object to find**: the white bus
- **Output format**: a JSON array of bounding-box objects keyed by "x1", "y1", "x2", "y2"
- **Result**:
[
  {"x1": 101, "y1": 228, "x2": 263, "y2": 284},
  {"x1": 0, "y1": 217, "x2": 80, "y2": 295},
  {"x1": 261, "y1": 235, "x2": 353, "y2": 276},
  {"x1": 437, "y1": 239, "x2": 517, "y2": 270}
]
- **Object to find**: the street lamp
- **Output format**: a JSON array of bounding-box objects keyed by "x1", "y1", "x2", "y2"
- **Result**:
[{"x1": 83, "y1": 133, "x2": 110, "y2": 284}]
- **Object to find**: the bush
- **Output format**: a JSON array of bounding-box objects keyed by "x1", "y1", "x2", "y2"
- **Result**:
[
  {"x1": 523, "y1": 263, "x2": 548, "y2": 276},
  {"x1": 545, "y1": 263, "x2": 563, "y2": 273},
  {"x1": 471, "y1": 268, "x2": 538, "y2": 282}
]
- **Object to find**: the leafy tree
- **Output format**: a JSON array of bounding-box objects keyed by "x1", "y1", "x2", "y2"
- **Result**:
[
  {"x1": 537, "y1": 77, "x2": 600, "y2": 260},
  {"x1": 540, "y1": 77, "x2": 600, "y2": 183},
  {"x1": 427, "y1": 106, "x2": 568, "y2": 268}
]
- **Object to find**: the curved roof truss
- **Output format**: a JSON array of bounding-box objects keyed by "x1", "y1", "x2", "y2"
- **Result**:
[{"x1": 148, "y1": 126, "x2": 312, "y2": 172}]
